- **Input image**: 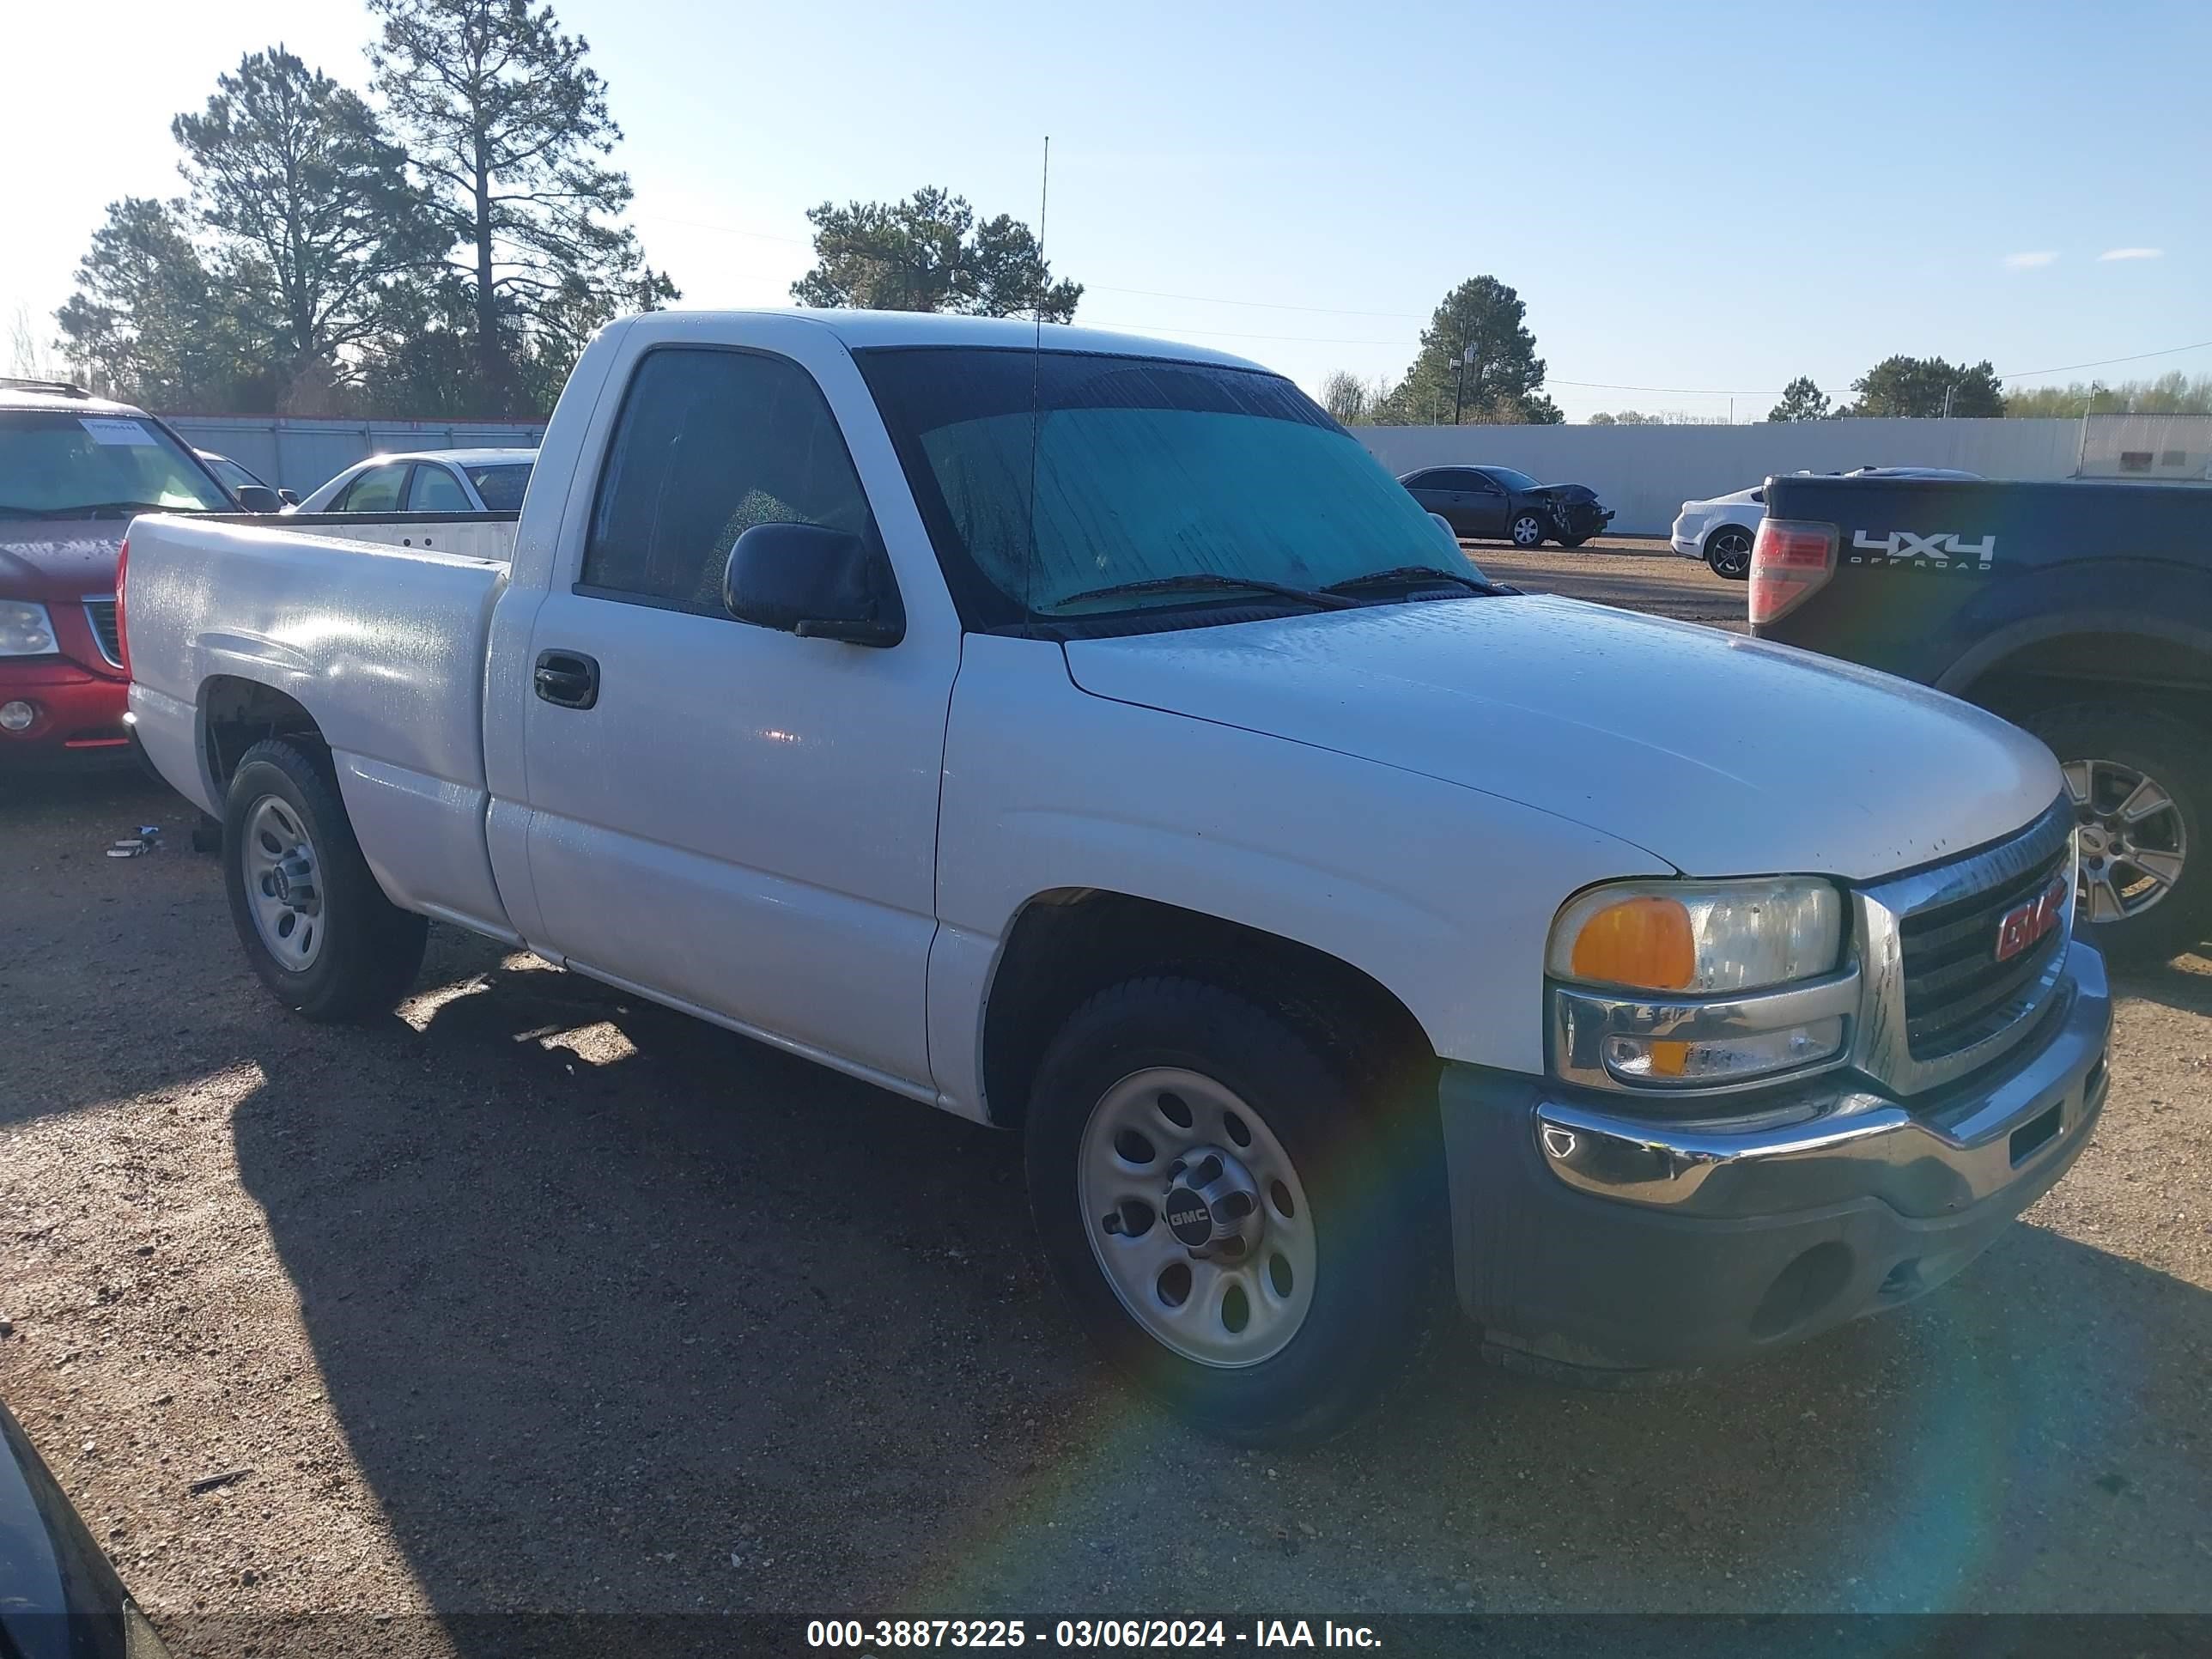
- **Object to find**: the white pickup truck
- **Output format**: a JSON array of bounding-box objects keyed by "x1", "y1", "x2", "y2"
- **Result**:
[{"x1": 122, "y1": 309, "x2": 2111, "y2": 1443}]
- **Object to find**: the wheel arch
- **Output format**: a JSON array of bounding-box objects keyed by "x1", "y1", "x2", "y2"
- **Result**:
[
  {"x1": 198, "y1": 675, "x2": 331, "y2": 803},
  {"x1": 977, "y1": 888, "x2": 1437, "y2": 1132},
  {"x1": 1941, "y1": 612, "x2": 2212, "y2": 720}
]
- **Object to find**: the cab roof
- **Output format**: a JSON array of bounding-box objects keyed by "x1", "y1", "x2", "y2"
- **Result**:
[
  {"x1": 0, "y1": 380, "x2": 149, "y2": 417},
  {"x1": 617, "y1": 307, "x2": 1272, "y2": 374}
]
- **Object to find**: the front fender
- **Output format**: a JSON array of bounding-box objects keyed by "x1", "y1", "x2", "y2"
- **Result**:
[{"x1": 927, "y1": 635, "x2": 1670, "y2": 1114}]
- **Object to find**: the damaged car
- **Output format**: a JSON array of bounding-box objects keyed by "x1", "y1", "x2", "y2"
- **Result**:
[{"x1": 1400, "y1": 465, "x2": 1614, "y2": 548}]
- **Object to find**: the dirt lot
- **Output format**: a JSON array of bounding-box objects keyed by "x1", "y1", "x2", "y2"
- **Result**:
[{"x1": 3, "y1": 543, "x2": 2209, "y2": 1654}]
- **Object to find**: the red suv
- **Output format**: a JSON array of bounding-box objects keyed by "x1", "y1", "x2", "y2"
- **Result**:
[{"x1": 0, "y1": 380, "x2": 236, "y2": 765}]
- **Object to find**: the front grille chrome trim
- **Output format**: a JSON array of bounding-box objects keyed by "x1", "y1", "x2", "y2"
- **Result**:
[
  {"x1": 1851, "y1": 795, "x2": 2076, "y2": 1098},
  {"x1": 82, "y1": 594, "x2": 122, "y2": 668}
]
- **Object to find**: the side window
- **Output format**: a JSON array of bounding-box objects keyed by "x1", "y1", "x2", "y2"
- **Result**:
[
  {"x1": 582, "y1": 347, "x2": 878, "y2": 615},
  {"x1": 1405, "y1": 470, "x2": 1447, "y2": 490},
  {"x1": 337, "y1": 464, "x2": 408, "y2": 513},
  {"x1": 1463, "y1": 470, "x2": 1504, "y2": 494},
  {"x1": 406, "y1": 464, "x2": 471, "y2": 512}
]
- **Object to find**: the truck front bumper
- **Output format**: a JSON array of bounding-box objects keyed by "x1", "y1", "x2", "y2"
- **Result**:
[{"x1": 1437, "y1": 940, "x2": 2111, "y2": 1376}]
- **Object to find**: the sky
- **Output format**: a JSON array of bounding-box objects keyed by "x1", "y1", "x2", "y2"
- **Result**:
[{"x1": 5, "y1": 0, "x2": 2207, "y2": 422}]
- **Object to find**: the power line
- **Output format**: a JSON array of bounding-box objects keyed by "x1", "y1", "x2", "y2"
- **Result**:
[
  {"x1": 1087, "y1": 318, "x2": 1414, "y2": 346},
  {"x1": 633, "y1": 205, "x2": 2212, "y2": 389},
  {"x1": 1993, "y1": 338, "x2": 2212, "y2": 380},
  {"x1": 1086, "y1": 284, "x2": 1419, "y2": 319}
]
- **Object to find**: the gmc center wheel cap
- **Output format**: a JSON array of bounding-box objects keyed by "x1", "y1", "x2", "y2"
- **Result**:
[{"x1": 1161, "y1": 1146, "x2": 1264, "y2": 1259}]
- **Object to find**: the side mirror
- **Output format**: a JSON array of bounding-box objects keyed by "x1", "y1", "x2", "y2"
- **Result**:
[
  {"x1": 1428, "y1": 512, "x2": 1459, "y2": 540},
  {"x1": 723, "y1": 521, "x2": 903, "y2": 647},
  {"x1": 278, "y1": 488, "x2": 300, "y2": 507},
  {"x1": 234, "y1": 483, "x2": 284, "y2": 514}
]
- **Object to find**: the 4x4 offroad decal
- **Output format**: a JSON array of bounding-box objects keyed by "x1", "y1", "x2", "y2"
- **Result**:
[{"x1": 1849, "y1": 529, "x2": 1996, "y2": 571}]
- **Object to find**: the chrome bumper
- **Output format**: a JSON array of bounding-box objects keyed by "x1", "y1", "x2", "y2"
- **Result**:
[{"x1": 1531, "y1": 939, "x2": 2111, "y2": 1219}]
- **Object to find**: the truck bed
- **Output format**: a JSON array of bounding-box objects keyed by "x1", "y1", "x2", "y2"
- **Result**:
[{"x1": 124, "y1": 511, "x2": 515, "y2": 933}]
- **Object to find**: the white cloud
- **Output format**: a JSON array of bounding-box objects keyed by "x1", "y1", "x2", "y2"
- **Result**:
[
  {"x1": 2003, "y1": 251, "x2": 2059, "y2": 269},
  {"x1": 2098, "y1": 246, "x2": 2164, "y2": 262}
]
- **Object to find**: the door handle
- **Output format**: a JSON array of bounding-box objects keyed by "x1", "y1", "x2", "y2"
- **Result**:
[{"x1": 533, "y1": 649, "x2": 600, "y2": 710}]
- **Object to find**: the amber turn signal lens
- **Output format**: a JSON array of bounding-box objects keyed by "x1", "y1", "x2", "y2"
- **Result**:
[{"x1": 1567, "y1": 896, "x2": 1697, "y2": 991}]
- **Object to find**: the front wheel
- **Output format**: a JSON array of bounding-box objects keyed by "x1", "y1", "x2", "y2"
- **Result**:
[
  {"x1": 1703, "y1": 524, "x2": 1754, "y2": 580},
  {"x1": 1024, "y1": 977, "x2": 1429, "y2": 1445},
  {"x1": 2019, "y1": 702, "x2": 2209, "y2": 963},
  {"x1": 1509, "y1": 512, "x2": 1548, "y2": 549},
  {"x1": 223, "y1": 739, "x2": 428, "y2": 1018}
]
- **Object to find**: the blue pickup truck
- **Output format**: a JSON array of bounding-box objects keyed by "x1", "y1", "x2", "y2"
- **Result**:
[{"x1": 1751, "y1": 472, "x2": 2210, "y2": 962}]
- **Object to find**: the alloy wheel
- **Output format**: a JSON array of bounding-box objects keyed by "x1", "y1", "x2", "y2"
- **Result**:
[{"x1": 2064, "y1": 757, "x2": 2187, "y2": 922}]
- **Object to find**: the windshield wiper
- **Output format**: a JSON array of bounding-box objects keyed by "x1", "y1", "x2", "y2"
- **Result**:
[
  {"x1": 18, "y1": 501, "x2": 205, "y2": 520},
  {"x1": 1322, "y1": 564, "x2": 1516, "y2": 598},
  {"x1": 1048, "y1": 573, "x2": 1361, "y2": 612}
]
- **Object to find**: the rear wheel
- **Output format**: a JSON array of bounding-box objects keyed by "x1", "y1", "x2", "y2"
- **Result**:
[
  {"x1": 1703, "y1": 524, "x2": 1754, "y2": 580},
  {"x1": 222, "y1": 739, "x2": 428, "y2": 1018},
  {"x1": 2018, "y1": 702, "x2": 2209, "y2": 963},
  {"x1": 1510, "y1": 512, "x2": 1547, "y2": 549},
  {"x1": 1024, "y1": 977, "x2": 1429, "y2": 1445}
]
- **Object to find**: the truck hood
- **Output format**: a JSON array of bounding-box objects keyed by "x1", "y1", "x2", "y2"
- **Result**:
[
  {"x1": 0, "y1": 521, "x2": 126, "y2": 600},
  {"x1": 1061, "y1": 595, "x2": 2062, "y2": 880}
]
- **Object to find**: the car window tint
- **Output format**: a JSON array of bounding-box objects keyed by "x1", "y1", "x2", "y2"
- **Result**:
[
  {"x1": 337, "y1": 464, "x2": 408, "y2": 513},
  {"x1": 405, "y1": 465, "x2": 471, "y2": 512},
  {"x1": 583, "y1": 348, "x2": 877, "y2": 613},
  {"x1": 465, "y1": 463, "x2": 532, "y2": 512}
]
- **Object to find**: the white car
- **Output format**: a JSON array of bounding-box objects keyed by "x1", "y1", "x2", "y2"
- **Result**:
[
  {"x1": 1674, "y1": 470, "x2": 1982, "y2": 581},
  {"x1": 119, "y1": 311, "x2": 2106, "y2": 1443},
  {"x1": 290, "y1": 447, "x2": 535, "y2": 515},
  {"x1": 1670, "y1": 485, "x2": 1766, "y2": 580}
]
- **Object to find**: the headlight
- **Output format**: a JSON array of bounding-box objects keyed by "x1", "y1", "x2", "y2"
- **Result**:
[
  {"x1": 1547, "y1": 878, "x2": 1843, "y2": 994},
  {"x1": 1548, "y1": 878, "x2": 1850, "y2": 1091},
  {"x1": 0, "y1": 600, "x2": 58, "y2": 657}
]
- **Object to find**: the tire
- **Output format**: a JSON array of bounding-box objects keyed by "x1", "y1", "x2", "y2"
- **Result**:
[
  {"x1": 1024, "y1": 976, "x2": 1431, "y2": 1445},
  {"x1": 1509, "y1": 511, "x2": 1547, "y2": 549},
  {"x1": 222, "y1": 738, "x2": 428, "y2": 1018},
  {"x1": 2017, "y1": 702, "x2": 2211, "y2": 964},
  {"x1": 1703, "y1": 524, "x2": 1754, "y2": 580}
]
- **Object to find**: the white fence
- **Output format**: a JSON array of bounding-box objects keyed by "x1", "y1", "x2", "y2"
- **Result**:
[
  {"x1": 1352, "y1": 417, "x2": 2088, "y2": 537},
  {"x1": 165, "y1": 415, "x2": 546, "y2": 496}
]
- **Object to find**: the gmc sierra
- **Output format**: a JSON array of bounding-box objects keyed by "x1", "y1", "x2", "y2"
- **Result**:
[{"x1": 120, "y1": 310, "x2": 2110, "y2": 1443}]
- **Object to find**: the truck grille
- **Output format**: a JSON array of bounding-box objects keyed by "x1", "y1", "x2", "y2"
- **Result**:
[
  {"x1": 1896, "y1": 808, "x2": 2073, "y2": 1062},
  {"x1": 83, "y1": 598, "x2": 122, "y2": 667}
]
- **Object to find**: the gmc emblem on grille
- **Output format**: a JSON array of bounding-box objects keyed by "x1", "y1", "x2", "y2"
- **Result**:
[{"x1": 1995, "y1": 877, "x2": 2069, "y2": 963}]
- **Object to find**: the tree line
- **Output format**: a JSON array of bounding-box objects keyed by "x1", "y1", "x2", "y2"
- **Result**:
[{"x1": 58, "y1": 0, "x2": 676, "y2": 421}]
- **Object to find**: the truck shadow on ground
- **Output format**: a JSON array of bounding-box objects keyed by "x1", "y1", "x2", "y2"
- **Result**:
[{"x1": 219, "y1": 933, "x2": 2212, "y2": 1636}]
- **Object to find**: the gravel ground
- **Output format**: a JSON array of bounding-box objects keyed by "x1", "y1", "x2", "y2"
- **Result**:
[{"x1": 2, "y1": 544, "x2": 2208, "y2": 1654}]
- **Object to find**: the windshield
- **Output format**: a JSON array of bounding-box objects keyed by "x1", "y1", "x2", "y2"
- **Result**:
[
  {"x1": 1481, "y1": 466, "x2": 1542, "y2": 492},
  {"x1": 857, "y1": 348, "x2": 1468, "y2": 626},
  {"x1": 465, "y1": 462, "x2": 532, "y2": 512},
  {"x1": 0, "y1": 410, "x2": 229, "y2": 516}
]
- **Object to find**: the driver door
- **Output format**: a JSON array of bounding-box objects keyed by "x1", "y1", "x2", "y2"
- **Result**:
[{"x1": 514, "y1": 343, "x2": 959, "y2": 1091}]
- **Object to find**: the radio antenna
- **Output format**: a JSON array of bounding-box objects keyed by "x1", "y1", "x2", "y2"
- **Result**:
[{"x1": 1022, "y1": 135, "x2": 1049, "y2": 629}]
